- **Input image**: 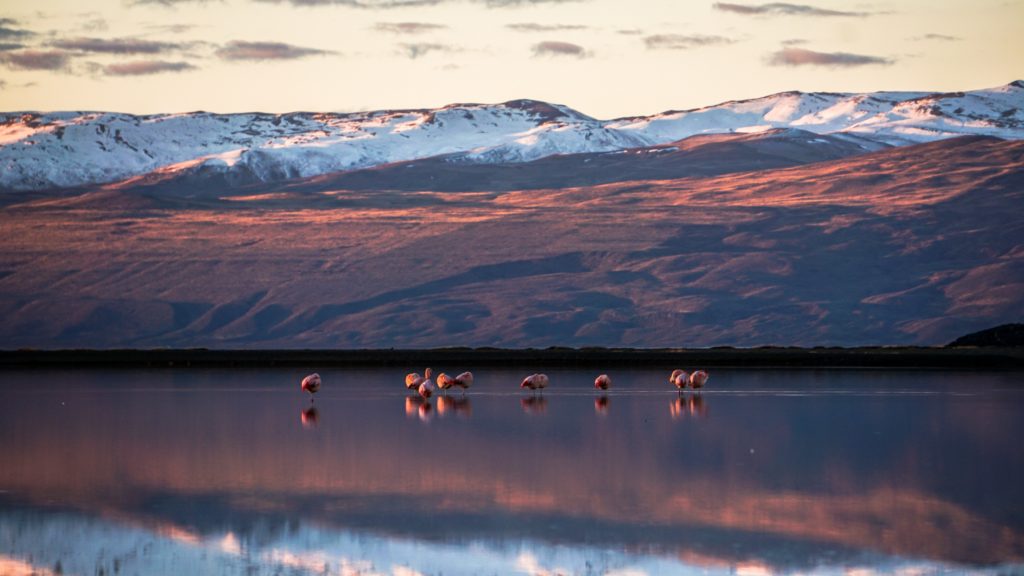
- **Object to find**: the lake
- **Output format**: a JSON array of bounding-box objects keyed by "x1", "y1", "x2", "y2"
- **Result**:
[{"x1": 1, "y1": 367, "x2": 1022, "y2": 575}]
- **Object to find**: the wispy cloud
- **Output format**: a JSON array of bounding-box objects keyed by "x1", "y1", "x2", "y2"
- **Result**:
[
  {"x1": 0, "y1": 42, "x2": 25, "y2": 51},
  {"x1": 911, "y1": 33, "x2": 961, "y2": 41},
  {"x1": 374, "y1": 22, "x2": 447, "y2": 34},
  {"x1": 0, "y1": 49, "x2": 73, "y2": 71},
  {"x1": 215, "y1": 40, "x2": 335, "y2": 60},
  {"x1": 0, "y1": 21, "x2": 36, "y2": 41},
  {"x1": 714, "y1": 2, "x2": 869, "y2": 17},
  {"x1": 617, "y1": 29, "x2": 644, "y2": 35},
  {"x1": 130, "y1": 0, "x2": 221, "y2": 5},
  {"x1": 251, "y1": 0, "x2": 580, "y2": 7},
  {"x1": 103, "y1": 60, "x2": 197, "y2": 75},
  {"x1": 397, "y1": 42, "x2": 458, "y2": 58},
  {"x1": 251, "y1": 0, "x2": 443, "y2": 7},
  {"x1": 507, "y1": 23, "x2": 588, "y2": 32},
  {"x1": 50, "y1": 37, "x2": 186, "y2": 55},
  {"x1": 644, "y1": 34, "x2": 735, "y2": 50},
  {"x1": 531, "y1": 40, "x2": 589, "y2": 58},
  {"x1": 144, "y1": 23, "x2": 198, "y2": 34},
  {"x1": 767, "y1": 47, "x2": 893, "y2": 66},
  {"x1": 780, "y1": 38, "x2": 806, "y2": 45}
]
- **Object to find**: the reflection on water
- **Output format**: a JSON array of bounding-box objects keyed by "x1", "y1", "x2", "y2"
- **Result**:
[
  {"x1": 1, "y1": 368, "x2": 1023, "y2": 575},
  {"x1": 300, "y1": 406, "x2": 319, "y2": 428}
]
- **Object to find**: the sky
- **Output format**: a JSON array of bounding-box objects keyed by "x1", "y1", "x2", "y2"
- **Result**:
[{"x1": 0, "y1": 0, "x2": 1021, "y2": 119}]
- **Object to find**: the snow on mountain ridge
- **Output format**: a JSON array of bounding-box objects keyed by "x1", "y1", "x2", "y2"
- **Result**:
[{"x1": 1, "y1": 83, "x2": 1022, "y2": 191}]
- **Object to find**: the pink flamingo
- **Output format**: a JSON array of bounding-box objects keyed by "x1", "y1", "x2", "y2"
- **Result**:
[
  {"x1": 689, "y1": 370, "x2": 709, "y2": 390},
  {"x1": 405, "y1": 368, "x2": 432, "y2": 391},
  {"x1": 594, "y1": 374, "x2": 611, "y2": 390},
  {"x1": 437, "y1": 372, "x2": 456, "y2": 394},
  {"x1": 520, "y1": 373, "x2": 549, "y2": 392},
  {"x1": 453, "y1": 371, "x2": 474, "y2": 393},
  {"x1": 301, "y1": 373, "x2": 321, "y2": 402},
  {"x1": 418, "y1": 370, "x2": 436, "y2": 399},
  {"x1": 669, "y1": 369, "x2": 689, "y2": 391}
]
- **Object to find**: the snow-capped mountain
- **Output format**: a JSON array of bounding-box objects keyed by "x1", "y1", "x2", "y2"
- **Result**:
[{"x1": 1, "y1": 81, "x2": 1021, "y2": 191}]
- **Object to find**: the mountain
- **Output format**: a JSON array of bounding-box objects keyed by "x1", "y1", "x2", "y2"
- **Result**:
[
  {"x1": 1, "y1": 135, "x2": 1021, "y2": 348},
  {"x1": 1, "y1": 81, "x2": 1021, "y2": 192}
]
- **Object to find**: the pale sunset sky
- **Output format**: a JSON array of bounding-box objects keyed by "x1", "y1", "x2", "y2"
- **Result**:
[{"x1": 0, "y1": 0, "x2": 1020, "y2": 118}]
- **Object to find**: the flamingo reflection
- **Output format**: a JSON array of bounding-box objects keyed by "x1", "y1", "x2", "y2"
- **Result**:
[
  {"x1": 670, "y1": 395, "x2": 709, "y2": 419},
  {"x1": 437, "y1": 395, "x2": 472, "y2": 418},
  {"x1": 594, "y1": 395, "x2": 610, "y2": 415},
  {"x1": 404, "y1": 396, "x2": 433, "y2": 422},
  {"x1": 300, "y1": 406, "x2": 319, "y2": 428},
  {"x1": 521, "y1": 396, "x2": 548, "y2": 414}
]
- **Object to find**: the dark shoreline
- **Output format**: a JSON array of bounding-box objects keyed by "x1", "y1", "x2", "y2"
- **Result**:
[{"x1": 1, "y1": 347, "x2": 1023, "y2": 369}]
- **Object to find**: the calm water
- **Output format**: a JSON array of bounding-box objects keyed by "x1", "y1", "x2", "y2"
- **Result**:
[{"x1": 1, "y1": 368, "x2": 1023, "y2": 575}]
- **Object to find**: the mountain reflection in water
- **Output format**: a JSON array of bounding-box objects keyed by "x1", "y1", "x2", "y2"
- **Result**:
[{"x1": 1, "y1": 368, "x2": 1022, "y2": 575}]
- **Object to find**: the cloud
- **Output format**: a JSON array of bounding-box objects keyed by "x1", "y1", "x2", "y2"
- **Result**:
[
  {"x1": 713, "y1": 2, "x2": 869, "y2": 17},
  {"x1": 252, "y1": 0, "x2": 443, "y2": 6},
  {"x1": 251, "y1": 0, "x2": 580, "y2": 7},
  {"x1": 912, "y1": 33, "x2": 961, "y2": 41},
  {"x1": 0, "y1": 23, "x2": 35, "y2": 41},
  {"x1": 780, "y1": 38, "x2": 806, "y2": 45},
  {"x1": 374, "y1": 22, "x2": 447, "y2": 34},
  {"x1": 767, "y1": 47, "x2": 893, "y2": 66},
  {"x1": 531, "y1": 40, "x2": 589, "y2": 58},
  {"x1": 0, "y1": 50, "x2": 73, "y2": 71},
  {"x1": 103, "y1": 60, "x2": 197, "y2": 75},
  {"x1": 0, "y1": 79, "x2": 5, "y2": 90},
  {"x1": 130, "y1": 0, "x2": 221, "y2": 5},
  {"x1": 644, "y1": 34, "x2": 735, "y2": 50},
  {"x1": 398, "y1": 42, "x2": 458, "y2": 58},
  {"x1": 0, "y1": 43, "x2": 25, "y2": 51},
  {"x1": 216, "y1": 40, "x2": 334, "y2": 60},
  {"x1": 144, "y1": 23, "x2": 198, "y2": 34},
  {"x1": 617, "y1": 29, "x2": 644, "y2": 35},
  {"x1": 50, "y1": 37, "x2": 186, "y2": 55},
  {"x1": 507, "y1": 23, "x2": 588, "y2": 32}
]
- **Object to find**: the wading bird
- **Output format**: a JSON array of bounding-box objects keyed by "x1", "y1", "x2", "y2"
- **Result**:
[
  {"x1": 453, "y1": 371, "x2": 474, "y2": 392},
  {"x1": 520, "y1": 373, "x2": 549, "y2": 392},
  {"x1": 437, "y1": 372, "x2": 456, "y2": 394},
  {"x1": 689, "y1": 370, "x2": 709, "y2": 390},
  {"x1": 301, "y1": 373, "x2": 321, "y2": 402},
  {"x1": 405, "y1": 368, "x2": 432, "y2": 391},
  {"x1": 418, "y1": 372, "x2": 436, "y2": 399},
  {"x1": 594, "y1": 374, "x2": 611, "y2": 390},
  {"x1": 669, "y1": 369, "x2": 689, "y2": 391}
]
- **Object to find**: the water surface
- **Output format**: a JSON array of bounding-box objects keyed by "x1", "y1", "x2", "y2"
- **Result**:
[{"x1": 1, "y1": 368, "x2": 1022, "y2": 575}]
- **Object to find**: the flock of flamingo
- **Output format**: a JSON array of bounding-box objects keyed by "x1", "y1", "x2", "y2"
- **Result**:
[{"x1": 298, "y1": 368, "x2": 710, "y2": 401}]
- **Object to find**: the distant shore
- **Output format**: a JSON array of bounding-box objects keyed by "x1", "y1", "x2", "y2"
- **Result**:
[{"x1": 1, "y1": 347, "x2": 1022, "y2": 369}]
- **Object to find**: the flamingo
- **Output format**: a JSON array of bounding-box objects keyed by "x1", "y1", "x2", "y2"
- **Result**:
[
  {"x1": 405, "y1": 368, "x2": 432, "y2": 391},
  {"x1": 453, "y1": 371, "x2": 474, "y2": 392},
  {"x1": 669, "y1": 369, "x2": 689, "y2": 391},
  {"x1": 594, "y1": 374, "x2": 611, "y2": 390},
  {"x1": 301, "y1": 373, "x2": 321, "y2": 402},
  {"x1": 418, "y1": 370, "x2": 436, "y2": 399},
  {"x1": 689, "y1": 370, "x2": 709, "y2": 390},
  {"x1": 436, "y1": 372, "x2": 457, "y2": 394},
  {"x1": 520, "y1": 373, "x2": 549, "y2": 392}
]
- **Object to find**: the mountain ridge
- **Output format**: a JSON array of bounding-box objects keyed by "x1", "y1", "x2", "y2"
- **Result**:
[{"x1": 2, "y1": 81, "x2": 1022, "y2": 192}]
